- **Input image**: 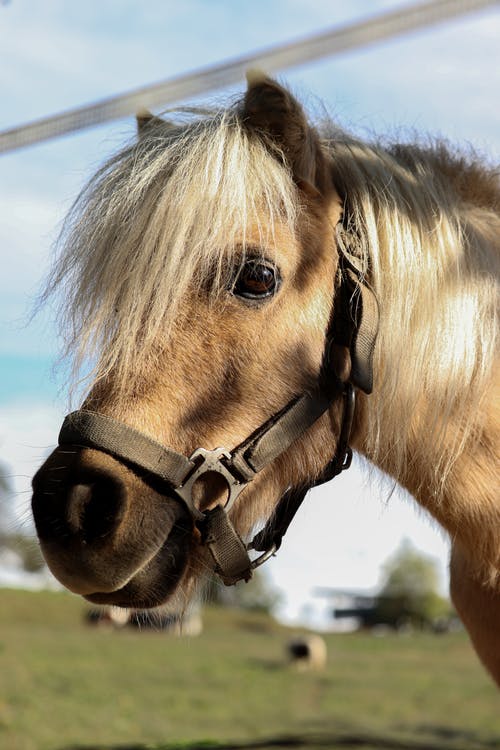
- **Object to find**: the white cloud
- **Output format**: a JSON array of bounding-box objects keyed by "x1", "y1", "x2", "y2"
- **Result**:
[
  {"x1": 0, "y1": 192, "x2": 60, "y2": 266},
  {"x1": 0, "y1": 190, "x2": 64, "y2": 354},
  {"x1": 291, "y1": 10, "x2": 500, "y2": 153}
]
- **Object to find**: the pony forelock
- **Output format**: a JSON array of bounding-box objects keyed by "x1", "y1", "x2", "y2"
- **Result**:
[{"x1": 46, "y1": 108, "x2": 298, "y2": 394}]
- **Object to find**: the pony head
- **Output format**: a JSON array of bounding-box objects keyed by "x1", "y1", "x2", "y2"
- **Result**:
[{"x1": 31, "y1": 75, "x2": 348, "y2": 609}]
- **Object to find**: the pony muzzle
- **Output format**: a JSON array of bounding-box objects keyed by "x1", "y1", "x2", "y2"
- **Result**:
[{"x1": 31, "y1": 445, "x2": 192, "y2": 604}]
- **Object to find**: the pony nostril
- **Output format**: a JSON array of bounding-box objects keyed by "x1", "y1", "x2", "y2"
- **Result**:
[{"x1": 66, "y1": 478, "x2": 125, "y2": 543}]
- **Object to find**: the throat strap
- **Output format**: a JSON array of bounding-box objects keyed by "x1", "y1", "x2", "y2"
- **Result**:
[
  {"x1": 250, "y1": 382, "x2": 355, "y2": 556},
  {"x1": 199, "y1": 506, "x2": 254, "y2": 586}
]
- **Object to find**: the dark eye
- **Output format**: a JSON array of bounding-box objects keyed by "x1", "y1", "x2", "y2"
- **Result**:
[{"x1": 232, "y1": 260, "x2": 280, "y2": 300}]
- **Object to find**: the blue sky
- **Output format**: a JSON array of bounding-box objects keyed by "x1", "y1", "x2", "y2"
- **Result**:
[{"x1": 1, "y1": 0, "x2": 499, "y2": 625}]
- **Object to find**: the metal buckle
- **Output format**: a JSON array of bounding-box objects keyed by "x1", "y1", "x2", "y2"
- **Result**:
[
  {"x1": 175, "y1": 447, "x2": 248, "y2": 518},
  {"x1": 336, "y1": 383, "x2": 355, "y2": 470}
]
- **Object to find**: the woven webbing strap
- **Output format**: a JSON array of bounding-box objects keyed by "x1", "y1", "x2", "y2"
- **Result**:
[
  {"x1": 59, "y1": 410, "x2": 195, "y2": 487},
  {"x1": 200, "y1": 506, "x2": 253, "y2": 585},
  {"x1": 59, "y1": 386, "x2": 336, "y2": 493},
  {"x1": 344, "y1": 267, "x2": 379, "y2": 394},
  {"x1": 333, "y1": 230, "x2": 380, "y2": 395},
  {"x1": 232, "y1": 389, "x2": 333, "y2": 478}
]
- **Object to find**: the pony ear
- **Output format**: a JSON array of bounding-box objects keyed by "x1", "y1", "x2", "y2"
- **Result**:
[
  {"x1": 242, "y1": 70, "x2": 328, "y2": 195},
  {"x1": 136, "y1": 109, "x2": 168, "y2": 137}
]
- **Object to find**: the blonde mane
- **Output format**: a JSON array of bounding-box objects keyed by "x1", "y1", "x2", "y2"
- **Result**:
[
  {"x1": 46, "y1": 108, "x2": 298, "y2": 392},
  {"x1": 328, "y1": 133, "x2": 499, "y2": 496}
]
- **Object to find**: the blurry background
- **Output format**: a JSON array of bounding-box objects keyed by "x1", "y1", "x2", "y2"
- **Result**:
[{"x1": 1, "y1": 0, "x2": 499, "y2": 624}]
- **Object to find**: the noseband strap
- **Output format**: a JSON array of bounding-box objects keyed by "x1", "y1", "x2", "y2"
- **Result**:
[
  {"x1": 59, "y1": 409, "x2": 196, "y2": 487},
  {"x1": 59, "y1": 380, "x2": 340, "y2": 522},
  {"x1": 57, "y1": 232, "x2": 379, "y2": 587}
]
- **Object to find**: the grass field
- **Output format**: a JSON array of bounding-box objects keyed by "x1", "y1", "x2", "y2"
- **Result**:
[{"x1": 0, "y1": 588, "x2": 498, "y2": 750}]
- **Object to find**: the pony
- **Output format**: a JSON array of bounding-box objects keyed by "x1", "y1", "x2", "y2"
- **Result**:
[{"x1": 31, "y1": 73, "x2": 499, "y2": 685}]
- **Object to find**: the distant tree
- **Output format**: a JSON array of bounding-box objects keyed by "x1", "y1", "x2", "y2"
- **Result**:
[
  {"x1": 372, "y1": 540, "x2": 451, "y2": 629},
  {"x1": 0, "y1": 460, "x2": 13, "y2": 533},
  {"x1": 3, "y1": 533, "x2": 45, "y2": 572},
  {"x1": 0, "y1": 460, "x2": 45, "y2": 572}
]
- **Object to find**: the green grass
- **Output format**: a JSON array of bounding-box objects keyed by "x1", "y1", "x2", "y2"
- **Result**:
[{"x1": 0, "y1": 589, "x2": 498, "y2": 750}]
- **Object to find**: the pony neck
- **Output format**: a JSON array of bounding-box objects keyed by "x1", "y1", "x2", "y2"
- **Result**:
[{"x1": 331, "y1": 139, "x2": 499, "y2": 574}]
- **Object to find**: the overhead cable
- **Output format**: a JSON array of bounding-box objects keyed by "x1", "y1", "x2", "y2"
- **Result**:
[{"x1": 0, "y1": 0, "x2": 497, "y2": 154}]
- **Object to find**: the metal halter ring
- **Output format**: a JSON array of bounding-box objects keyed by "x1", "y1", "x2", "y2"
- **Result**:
[
  {"x1": 174, "y1": 447, "x2": 249, "y2": 520},
  {"x1": 246, "y1": 541, "x2": 278, "y2": 570}
]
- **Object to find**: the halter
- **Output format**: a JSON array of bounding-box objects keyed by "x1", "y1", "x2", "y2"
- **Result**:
[{"x1": 58, "y1": 232, "x2": 379, "y2": 586}]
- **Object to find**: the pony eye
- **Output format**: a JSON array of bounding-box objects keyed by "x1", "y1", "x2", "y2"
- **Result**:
[{"x1": 232, "y1": 260, "x2": 280, "y2": 300}]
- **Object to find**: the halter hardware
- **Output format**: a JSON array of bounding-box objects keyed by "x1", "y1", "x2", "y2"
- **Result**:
[
  {"x1": 57, "y1": 230, "x2": 379, "y2": 587},
  {"x1": 175, "y1": 447, "x2": 250, "y2": 520}
]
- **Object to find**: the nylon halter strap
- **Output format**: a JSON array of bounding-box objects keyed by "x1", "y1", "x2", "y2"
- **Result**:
[{"x1": 58, "y1": 235, "x2": 379, "y2": 587}]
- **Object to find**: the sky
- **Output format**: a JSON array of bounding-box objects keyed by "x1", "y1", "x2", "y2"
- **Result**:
[{"x1": 0, "y1": 0, "x2": 499, "y2": 628}]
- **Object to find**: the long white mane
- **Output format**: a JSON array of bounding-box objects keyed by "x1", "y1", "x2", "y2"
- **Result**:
[{"x1": 329, "y1": 133, "x2": 499, "y2": 495}]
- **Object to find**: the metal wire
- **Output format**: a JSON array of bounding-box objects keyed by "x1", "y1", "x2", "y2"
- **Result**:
[{"x1": 1, "y1": 0, "x2": 497, "y2": 154}]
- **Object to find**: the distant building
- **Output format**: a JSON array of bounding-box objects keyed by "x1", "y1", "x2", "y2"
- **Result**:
[{"x1": 314, "y1": 587, "x2": 381, "y2": 632}]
